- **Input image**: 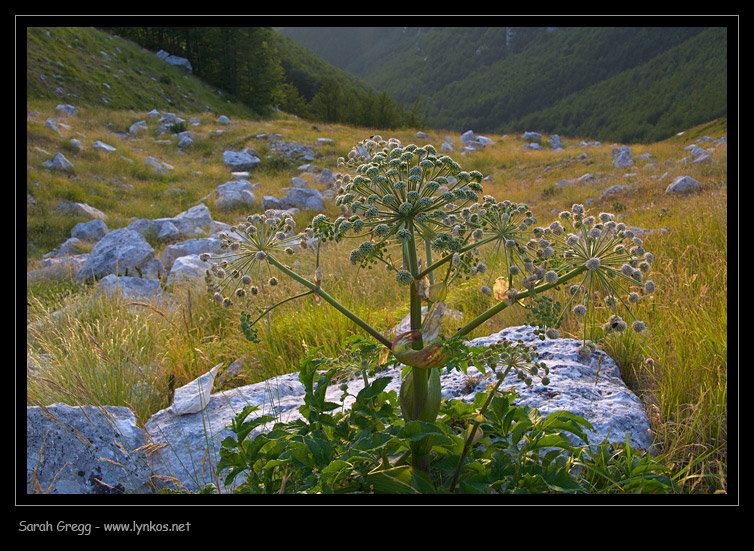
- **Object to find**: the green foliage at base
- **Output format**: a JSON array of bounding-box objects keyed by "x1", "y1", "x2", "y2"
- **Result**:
[{"x1": 217, "y1": 350, "x2": 676, "y2": 494}]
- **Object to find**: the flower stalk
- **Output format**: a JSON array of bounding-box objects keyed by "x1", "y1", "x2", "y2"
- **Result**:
[
  {"x1": 265, "y1": 253, "x2": 392, "y2": 348},
  {"x1": 208, "y1": 136, "x2": 656, "y2": 485}
]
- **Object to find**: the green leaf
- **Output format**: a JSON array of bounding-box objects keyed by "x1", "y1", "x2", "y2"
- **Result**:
[
  {"x1": 304, "y1": 432, "x2": 335, "y2": 467},
  {"x1": 358, "y1": 376, "x2": 391, "y2": 399},
  {"x1": 510, "y1": 418, "x2": 533, "y2": 446},
  {"x1": 366, "y1": 466, "x2": 419, "y2": 494},
  {"x1": 396, "y1": 420, "x2": 452, "y2": 446}
]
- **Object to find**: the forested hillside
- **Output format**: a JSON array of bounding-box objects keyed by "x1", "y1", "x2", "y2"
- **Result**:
[
  {"x1": 30, "y1": 25, "x2": 729, "y2": 144},
  {"x1": 101, "y1": 26, "x2": 426, "y2": 130},
  {"x1": 277, "y1": 26, "x2": 729, "y2": 143}
]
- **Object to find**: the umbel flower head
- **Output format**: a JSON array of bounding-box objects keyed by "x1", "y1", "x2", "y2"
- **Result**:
[
  {"x1": 205, "y1": 212, "x2": 299, "y2": 307},
  {"x1": 332, "y1": 137, "x2": 485, "y2": 244},
  {"x1": 527, "y1": 205, "x2": 657, "y2": 337},
  {"x1": 308, "y1": 136, "x2": 538, "y2": 289}
]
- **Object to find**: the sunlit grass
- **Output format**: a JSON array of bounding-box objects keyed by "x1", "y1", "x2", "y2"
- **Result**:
[{"x1": 25, "y1": 98, "x2": 728, "y2": 492}]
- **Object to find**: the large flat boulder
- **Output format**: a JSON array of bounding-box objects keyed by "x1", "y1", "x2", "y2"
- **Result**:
[
  {"x1": 143, "y1": 325, "x2": 655, "y2": 493},
  {"x1": 26, "y1": 403, "x2": 153, "y2": 494}
]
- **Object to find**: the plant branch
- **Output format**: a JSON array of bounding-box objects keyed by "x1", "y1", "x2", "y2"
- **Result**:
[
  {"x1": 415, "y1": 234, "x2": 499, "y2": 280},
  {"x1": 266, "y1": 254, "x2": 392, "y2": 348},
  {"x1": 453, "y1": 265, "x2": 588, "y2": 339}
]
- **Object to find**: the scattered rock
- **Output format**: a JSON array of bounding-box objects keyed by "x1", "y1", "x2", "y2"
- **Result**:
[
  {"x1": 460, "y1": 130, "x2": 493, "y2": 150},
  {"x1": 128, "y1": 120, "x2": 148, "y2": 136},
  {"x1": 43, "y1": 152, "x2": 74, "y2": 172},
  {"x1": 160, "y1": 237, "x2": 221, "y2": 272},
  {"x1": 96, "y1": 274, "x2": 165, "y2": 301},
  {"x1": 155, "y1": 49, "x2": 192, "y2": 72},
  {"x1": 141, "y1": 325, "x2": 655, "y2": 492},
  {"x1": 261, "y1": 195, "x2": 282, "y2": 210},
  {"x1": 315, "y1": 168, "x2": 336, "y2": 186},
  {"x1": 208, "y1": 180, "x2": 256, "y2": 210},
  {"x1": 279, "y1": 187, "x2": 324, "y2": 212},
  {"x1": 599, "y1": 184, "x2": 633, "y2": 201},
  {"x1": 165, "y1": 254, "x2": 213, "y2": 290},
  {"x1": 43, "y1": 237, "x2": 86, "y2": 258},
  {"x1": 556, "y1": 173, "x2": 595, "y2": 188},
  {"x1": 523, "y1": 131, "x2": 542, "y2": 143},
  {"x1": 53, "y1": 201, "x2": 106, "y2": 220},
  {"x1": 27, "y1": 255, "x2": 88, "y2": 283},
  {"x1": 71, "y1": 219, "x2": 108, "y2": 242},
  {"x1": 93, "y1": 140, "x2": 117, "y2": 153},
  {"x1": 55, "y1": 104, "x2": 78, "y2": 116},
  {"x1": 26, "y1": 403, "x2": 152, "y2": 494},
  {"x1": 222, "y1": 150, "x2": 260, "y2": 171},
  {"x1": 45, "y1": 118, "x2": 63, "y2": 137},
  {"x1": 612, "y1": 146, "x2": 634, "y2": 168},
  {"x1": 144, "y1": 156, "x2": 173, "y2": 174},
  {"x1": 177, "y1": 131, "x2": 193, "y2": 148},
  {"x1": 74, "y1": 228, "x2": 164, "y2": 282},
  {"x1": 665, "y1": 175, "x2": 702, "y2": 195},
  {"x1": 170, "y1": 363, "x2": 223, "y2": 415},
  {"x1": 290, "y1": 176, "x2": 310, "y2": 188},
  {"x1": 128, "y1": 204, "x2": 214, "y2": 243}
]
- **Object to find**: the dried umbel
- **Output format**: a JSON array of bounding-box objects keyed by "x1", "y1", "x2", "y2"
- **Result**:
[{"x1": 206, "y1": 212, "x2": 299, "y2": 308}]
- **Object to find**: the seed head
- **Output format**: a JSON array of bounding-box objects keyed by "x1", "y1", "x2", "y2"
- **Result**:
[
  {"x1": 585, "y1": 257, "x2": 601, "y2": 271},
  {"x1": 573, "y1": 304, "x2": 587, "y2": 317}
]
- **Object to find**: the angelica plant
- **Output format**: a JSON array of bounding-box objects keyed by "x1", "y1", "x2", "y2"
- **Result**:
[{"x1": 208, "y1": 136, "x2": 656, "y2": 481}]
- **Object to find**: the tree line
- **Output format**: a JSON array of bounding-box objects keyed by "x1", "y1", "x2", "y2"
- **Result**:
[{"x1": 101, "y1": 26, "x2": 427, "y2": 130}]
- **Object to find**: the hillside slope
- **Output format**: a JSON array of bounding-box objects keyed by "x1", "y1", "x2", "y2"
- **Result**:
[
  {"x1": 277, "y1": 26, "x2": 729, "y2": 143},
  {"x1": 26, "y1": 26, "x2": 257, "y2": 118}
]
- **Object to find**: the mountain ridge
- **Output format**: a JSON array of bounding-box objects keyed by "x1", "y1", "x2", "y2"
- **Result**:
[{"x1": 275, "y1": 26, "x2": 729, "y2": 143}]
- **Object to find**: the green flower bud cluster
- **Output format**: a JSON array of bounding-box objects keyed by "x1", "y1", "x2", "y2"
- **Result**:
[
  {"x1": 329, "y1": 137, "x2": 488, "y2": 255},
  {"x1": 441, "y1": 335, "x2": 549, "y2": 387}
]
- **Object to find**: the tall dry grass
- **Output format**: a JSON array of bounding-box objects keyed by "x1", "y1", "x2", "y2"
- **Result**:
[{"x1": 26, "y1": 102, "x2": 729, "y2": 492}]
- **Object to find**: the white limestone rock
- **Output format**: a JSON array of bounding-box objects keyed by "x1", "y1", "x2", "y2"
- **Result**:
[
  {"x1": 144, "y1": 325, "x2": 655, "y2": 492},
  {"x1": 26, "y1": 403, "x2": 152, "y2": 494}
]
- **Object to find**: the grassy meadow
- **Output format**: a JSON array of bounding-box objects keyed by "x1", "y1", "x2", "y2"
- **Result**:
[{"x1": 25, "y1": 91, "x2": 728, "y2": 494}]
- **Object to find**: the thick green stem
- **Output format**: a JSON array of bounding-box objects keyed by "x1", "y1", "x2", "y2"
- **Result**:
[
  {"x1": 453, "y1": 265, "x2": 588, "y2": 339},
  {"x1": 266, "y1": 254, "x2": 392, "y2": 348},
  {"x1": 415, "y1": 234, "x2": 499, "y2": 281},
  {"x1": 405, "y1": 222, "x2": 433, "y2": 474},
  {"x1": 404, "y1": 223, "x2": 428, "y2": 417}
]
